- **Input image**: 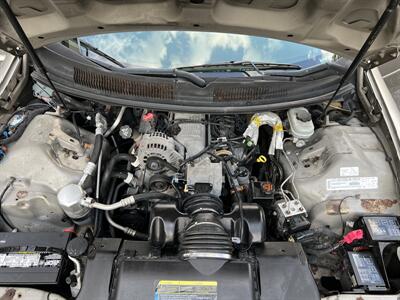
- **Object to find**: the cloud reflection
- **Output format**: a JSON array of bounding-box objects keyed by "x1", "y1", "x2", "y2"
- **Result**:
[{"x1": 82, "y1": 31, "x2": 333, "y2": 69}]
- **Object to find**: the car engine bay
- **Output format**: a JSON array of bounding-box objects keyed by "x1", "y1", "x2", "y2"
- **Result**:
[{"x1": 0, "y1": 91, "x2": 400, "y2": 299}]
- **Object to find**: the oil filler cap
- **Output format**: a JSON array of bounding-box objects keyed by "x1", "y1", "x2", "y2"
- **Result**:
[{"x1": 67, "y1": 237, "x2": 89, "y2": 258}]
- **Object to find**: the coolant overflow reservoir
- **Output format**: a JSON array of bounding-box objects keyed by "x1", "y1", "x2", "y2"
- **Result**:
[{"x1": 287, "y1": 107, "x2": 314, "y2": 147}]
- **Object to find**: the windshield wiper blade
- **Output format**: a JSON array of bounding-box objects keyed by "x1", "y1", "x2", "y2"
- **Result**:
[
  {"x1": 77, "y1": 39, "x2": 126, "y2": 68},
  {"x1": 178, "y1": 61, "x2": 301, "y2": 73}
]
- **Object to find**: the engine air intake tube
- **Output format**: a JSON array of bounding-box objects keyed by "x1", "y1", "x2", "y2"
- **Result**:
[
  {"x1": 181, "y1": 193, "x2": 224, "y2": 216},
  {"x1": 179, "y1": 194, "x2": 233, "y2": 262}
]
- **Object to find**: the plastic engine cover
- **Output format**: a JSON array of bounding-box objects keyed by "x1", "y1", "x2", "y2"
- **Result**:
[
  {"x1": 283, "y1": 125, "x2": 399, "y2": 232},
  {"x1": 77, "y1": 240, "x2": 320, "y2": 300}
]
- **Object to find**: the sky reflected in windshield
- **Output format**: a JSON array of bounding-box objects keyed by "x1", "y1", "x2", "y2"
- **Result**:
[{"x1": 81, "y1": 31, "x2": 334, "y2": 69}]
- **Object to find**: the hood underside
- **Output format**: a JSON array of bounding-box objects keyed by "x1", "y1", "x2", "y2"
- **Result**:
[{"x1": 0, "y1": 0, "x2": 400, "y2": 61}]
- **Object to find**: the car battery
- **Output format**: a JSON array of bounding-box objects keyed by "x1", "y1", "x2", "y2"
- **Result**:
[{"x1": 0, "y1": 232, "x2": 70, "y2": 285}]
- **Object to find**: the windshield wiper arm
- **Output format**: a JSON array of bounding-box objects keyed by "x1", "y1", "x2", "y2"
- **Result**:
[
  {"x1": 178, "y1": 61, "x2": 301, "y2": 73},
  {"x1": 114, "y1": 68, "x2": 207, "y2": 88}
]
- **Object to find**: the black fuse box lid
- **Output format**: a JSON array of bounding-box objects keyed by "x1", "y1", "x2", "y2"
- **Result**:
[{"x1": 348, "y1": 251, "x2": 387, "y2": 291}]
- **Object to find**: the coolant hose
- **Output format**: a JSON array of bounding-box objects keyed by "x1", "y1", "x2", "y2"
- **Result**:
[{"x1": 100, "y1": 153, "x2": 137, "y2": 198}]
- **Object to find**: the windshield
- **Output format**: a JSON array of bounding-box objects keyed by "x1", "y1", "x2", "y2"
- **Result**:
[{"x1": 77, "y1": 31, "x2": 335, "y2": 70}]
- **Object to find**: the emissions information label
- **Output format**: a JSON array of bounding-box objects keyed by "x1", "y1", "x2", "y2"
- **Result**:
[
  {"x1": 155, "y1": 280, "x2": 218, "y2": 300},
  {"x1": 326, "y1": 177, "x2": 378, "y2": 191}
]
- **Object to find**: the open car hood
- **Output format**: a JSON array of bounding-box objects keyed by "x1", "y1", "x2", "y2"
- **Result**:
[{"x1": 0, "y1": 0, "x2": 400, "y2": 63}]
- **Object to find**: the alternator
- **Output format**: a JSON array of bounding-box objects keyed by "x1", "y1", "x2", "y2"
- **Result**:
[{"x1": 136, "y1": 132, "x2": 184, "y2": 169}]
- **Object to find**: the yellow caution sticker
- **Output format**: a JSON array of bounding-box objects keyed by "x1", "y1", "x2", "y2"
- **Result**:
[{"x1": 155, "y1": 280, "x2": 218, "y2": 300}]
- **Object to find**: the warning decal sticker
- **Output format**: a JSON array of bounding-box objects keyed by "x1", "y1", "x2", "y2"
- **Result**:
[
  {"x1": 0, "y1": 252, "x2": 62, "y2": 268},
  {"x1": 155, "y1": 280, "x2": 218, "y2": 300}
]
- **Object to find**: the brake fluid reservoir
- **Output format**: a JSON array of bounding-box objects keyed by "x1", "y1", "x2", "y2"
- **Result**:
[{"x1": 287, "y1": 107, "x2": 314, "y2": 147}]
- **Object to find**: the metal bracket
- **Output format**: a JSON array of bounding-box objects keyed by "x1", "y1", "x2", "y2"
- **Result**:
[{"x1": 362, "y1": 46, "x2": 399, "y2": 69}]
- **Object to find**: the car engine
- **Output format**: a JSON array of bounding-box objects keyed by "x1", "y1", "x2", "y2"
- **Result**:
[{"x1": 0, "y1": 100, "x2": 400, "y2": 299}]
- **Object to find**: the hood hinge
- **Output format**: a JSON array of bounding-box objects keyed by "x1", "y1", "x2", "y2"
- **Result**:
[
  {"x1": 362, "y1": 46, "x2": 400, "y2": 69},
  {"x1": 0, "y1": 33, "x2": 25, "y2": 56}
]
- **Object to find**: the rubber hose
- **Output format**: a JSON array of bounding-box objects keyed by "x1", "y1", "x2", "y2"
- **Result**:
[
  {"x1": 107, "y1": 182, "x2": 149, "y2": 240},
  {"x1": 100, "y1": 153, "x2": 137, "y2": 198},
  {"x1": 132, "y1": 192, "x2": 176, "y2": 203},
  {"x1": 133, "y1": 231, "x2": 149, "y2": 240},
  {"x1": 90, "y1": 134, "x2": 103, "y2": 164},
  {"x1": 111, "y1": 172, "x2": 129, "y2": 180},
  {"x1": 120, "y1": 192, "x2": 177, "y2": 211},
  {"x1": 94, "y1": 179, "x2": 116, "y2": 237}
]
